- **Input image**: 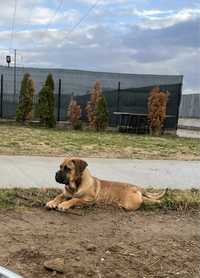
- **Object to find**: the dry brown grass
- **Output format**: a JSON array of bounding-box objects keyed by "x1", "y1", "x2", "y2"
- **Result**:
[{"x1": 0, "y1": 122, "x2": 199, "y2": 159}]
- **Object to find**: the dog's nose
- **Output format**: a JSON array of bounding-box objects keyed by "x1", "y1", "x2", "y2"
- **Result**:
[
  {"x1": 55, "y1": 171, "x2": 60, "y2": 179},
  {"x1": 55, "y1": 171, "x2": 63, "y2": 183}
]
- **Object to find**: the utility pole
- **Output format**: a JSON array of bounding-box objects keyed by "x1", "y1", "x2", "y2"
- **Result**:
[{"x1": 14, "y1": 49, "x2": 17, "y2": 98}]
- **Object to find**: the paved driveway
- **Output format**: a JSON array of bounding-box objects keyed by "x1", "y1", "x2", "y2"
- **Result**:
[{"x1": 0, "y1": 156, "x2": 199, "y2": 189}]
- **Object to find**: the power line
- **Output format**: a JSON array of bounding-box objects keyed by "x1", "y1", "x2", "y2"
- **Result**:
[
  {"x1": 25, "y1": 0, "x2": 64, "y2": 34},
  {"x1": 18, "y1": 1, "x2": 39, "y2": 57},
  {"x1": 58, "y1": 0, "x2": 100, "y2": 47},
  {"x1": 23, "y1": 0, "x2": 100, "y2": 51},
  {"x1": 45, "y1": 0, "x2": 65, "y2": 30},
  {"x1": 20, "y1": 0, "x2": 65, "y2": 53},
  {"x1": 10, "y1": 0, "x2": 18, "y2": 50},
  {"x1": 22, "y1": 1, "x2": 36, "y2": 31},
  {"x1": 5, "y1": 0, "x2": 100, "y2": 67}
]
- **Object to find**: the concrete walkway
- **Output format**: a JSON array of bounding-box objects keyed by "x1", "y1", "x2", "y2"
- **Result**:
[
  {"x1": 0, "y1": 156, "x2": 199, "y2": 189},
  {"x1": 178, "y1": 118, "x2": 200, "y2": 138},
  {"x1": 178, "y1": 118, "x2": 200, "y2": 130},
  {"x1": 177, "y1": 129, "x2": 200, "y2": 139}
]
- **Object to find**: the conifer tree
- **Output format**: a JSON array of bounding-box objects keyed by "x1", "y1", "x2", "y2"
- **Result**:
[
  {"x1": 67, "y1": 96, "x2": 81, "y2": 129},
  {"x1": 96, "y1": 95, "x2": 109, "y2": 131},
  {"x1": 45, "y1": 73, "x2": 54, "y2": 91},
  {"x1": 36, "y1": 74, "x2": 55, "y2": 128},
  {"x1": 16, "y1": 73, "x2": 35, "y2": 123},
  {"x1": 148, "y1": 86, "x2": 169, "y2": 135},
  {"x1": 85, "y1": 80, "x2": 109, "y2": 131}
]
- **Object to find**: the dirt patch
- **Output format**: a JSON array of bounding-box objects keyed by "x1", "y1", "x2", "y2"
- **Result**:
[{"x1": 0, "y1": 207, "x2": 199, "y2": 278}]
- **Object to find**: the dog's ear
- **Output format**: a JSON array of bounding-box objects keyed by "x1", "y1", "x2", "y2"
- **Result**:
[{"x1": 72, "y1": 159, "x2": 88, "y2": 175}]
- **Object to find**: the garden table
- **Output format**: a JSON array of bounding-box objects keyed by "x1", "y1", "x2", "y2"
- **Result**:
[{"x1": 114, "y1": 112, "x2": 175, "y2": 133}]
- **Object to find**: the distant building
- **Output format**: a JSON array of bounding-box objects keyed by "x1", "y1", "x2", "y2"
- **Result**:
[{"x1": 179, "y1": 94, "x2": 200, "y2": 118}]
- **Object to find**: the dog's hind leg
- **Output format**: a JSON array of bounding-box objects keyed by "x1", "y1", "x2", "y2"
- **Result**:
[{"x1": 122, "y1": 191, "x2": 143, "y2": 211}]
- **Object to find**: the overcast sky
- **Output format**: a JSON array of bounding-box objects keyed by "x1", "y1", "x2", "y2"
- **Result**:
[{"x1": 0, "y1": 0, "x2": 199, "y2": 94}]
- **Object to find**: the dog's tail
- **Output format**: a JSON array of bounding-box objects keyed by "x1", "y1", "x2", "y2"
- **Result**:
[{"x1": 141, "y1": 188, "x2": 168, "y2": 202}]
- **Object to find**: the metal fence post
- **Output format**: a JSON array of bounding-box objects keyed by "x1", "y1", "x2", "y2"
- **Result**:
[
  {"x1": 0, "y1": 74, "x2": 3, "y2": 118},
  {"x1": 57, "y1": 78, "x2": 61, "y2": 121},
  {"x1": 14, "y1": 49, "x2": 17, "y2": 98},
  {"x1": 115, "y1": 81, "x2": 121, "y2": 126},
  {"x1": 175, "y1": 82, "x2": 183, "y2": 130},
  {"x1": 116, "y1": 81, "x2": 120, "y2": 112}
]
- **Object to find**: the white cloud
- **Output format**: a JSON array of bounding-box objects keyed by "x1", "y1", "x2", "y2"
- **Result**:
[
  {"x1": 127, "y1": 8, "x2": 174, "y2": 17},
  {"x1": 29, "y1": 7, "x2": 58, "y2": 25},
  {"x1": 0, "y1": 1, "x2": 199, "y2": 94},
  {"x1": 136, "y1": 8, "x2": 200, "y2": 29},
  {"x1": 77, "y1": 0, "x2": 129, "y2": 5},
  {"x1": 0, "y1": 1, "x2": 80, "y2": 30},
  {"x1": 29, "y1": 8, "x2": 80, "y2": 26}
]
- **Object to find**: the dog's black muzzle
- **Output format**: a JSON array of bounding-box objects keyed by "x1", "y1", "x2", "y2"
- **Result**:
[{"x1": 55, "y1": 170, "x2": 69, "y2": 184}]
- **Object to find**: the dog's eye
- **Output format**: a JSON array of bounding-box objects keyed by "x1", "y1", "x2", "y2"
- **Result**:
[{"x1": 64, "y1": 165, "x2": 70, "y2": 171}]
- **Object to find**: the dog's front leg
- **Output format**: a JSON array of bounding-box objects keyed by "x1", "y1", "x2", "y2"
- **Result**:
[
  {"x1": 57, "y1": 198, "x2": 85, "y2": 211},
  {"x1": 46, "y1": 193, "x2": 69, "y2": 209}
]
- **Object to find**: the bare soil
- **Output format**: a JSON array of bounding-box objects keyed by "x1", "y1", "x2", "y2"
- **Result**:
[{"x1": 0, "y1": 207, "x2": 199, "y2": 278}]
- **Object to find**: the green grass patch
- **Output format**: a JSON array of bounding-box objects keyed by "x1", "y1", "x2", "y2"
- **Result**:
[
  {"x1": 142, "y1": 188, "x2": 200, "y2": 211},
  {"x1": 0, "y1": 188, "x2": 199, "y2": 212},
  {"x1": 0, "y1": 188, "x2": 61, "y2": 209},
  {"x1": 0, "y1": 122, "x2": 199, "y2": 159}
]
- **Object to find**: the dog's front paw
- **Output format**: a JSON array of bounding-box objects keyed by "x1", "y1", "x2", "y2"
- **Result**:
[
  {"x1": 46, "y1": 200, "x2": 58, "y2": 209},
  {"x1": 57, "y1": 203, "x2": 68, "y2": 212}
]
